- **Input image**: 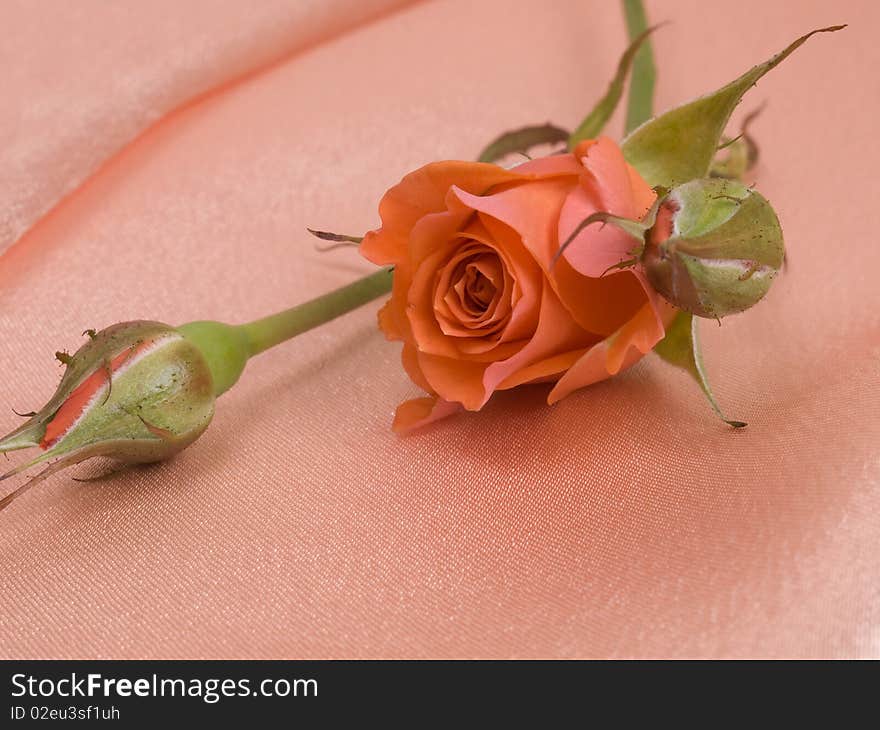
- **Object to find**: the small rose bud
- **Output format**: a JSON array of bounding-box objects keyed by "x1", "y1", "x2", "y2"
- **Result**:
[
  {"x1": 0, "y1": 321, "x2": 216, "y2": 511},
  {"x1": 0, "y1": 267, "x2": 389, "y2": 513},
  {"x1": 641, "y1": 178, "x2": 784, "y2": 319}
]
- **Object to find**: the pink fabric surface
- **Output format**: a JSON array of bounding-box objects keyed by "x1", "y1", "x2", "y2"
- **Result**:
[
  {"x1": 1, "y1": 0, "x2": 878, "y2": 658},
  {"x1": 0, "y1": 0, "x2": 414, "y2": 253}
]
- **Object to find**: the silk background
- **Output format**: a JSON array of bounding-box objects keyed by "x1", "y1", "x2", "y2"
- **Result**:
[{"x1": 1, "y1": 0, "x2": 877, "y2": 658}]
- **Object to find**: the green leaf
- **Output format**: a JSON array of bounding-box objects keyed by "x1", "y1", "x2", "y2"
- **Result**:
[
  {"x1": 621, "y1": 25, "x2": 845, "y2": 188},
  {"x1": 569, "y1": 23, "x2": 660, "y2": 149},
  {"x1": 653, "y1": 311, "x2": 746, "y2": 428},
  {"x1": 622, "y1": 0, "x2": 656, "y2": 134},
  {"x1": 477, "y1": 124, "x2": 569, "y2": 164}
]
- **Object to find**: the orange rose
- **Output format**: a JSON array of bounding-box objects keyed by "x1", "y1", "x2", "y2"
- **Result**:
[{"x1": 361, "y1": 137, "x2": 676, "y2": 433}]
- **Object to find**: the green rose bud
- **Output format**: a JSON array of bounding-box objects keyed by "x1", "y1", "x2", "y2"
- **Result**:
[
  {"x1": 642, "y1": 178, "x2": 785, "y2": 319},
  {"x1": 0, "y1": 267, "x2": 392, "y2": 513},
  {"x1": 0, "y1": 321, "x2": 216, "y2": 511}
]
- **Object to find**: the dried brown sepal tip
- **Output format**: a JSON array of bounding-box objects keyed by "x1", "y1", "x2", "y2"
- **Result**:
[{"x1": 307, "y1": 228, "x2": 364, "y2": 253}]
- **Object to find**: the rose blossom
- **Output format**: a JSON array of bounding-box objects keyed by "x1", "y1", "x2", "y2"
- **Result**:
[{"x1": 361, "y1": 137, "x2": 676, "y2": 433}]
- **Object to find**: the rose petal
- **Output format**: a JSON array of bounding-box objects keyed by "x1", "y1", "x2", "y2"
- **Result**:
[
  {"x1": 392, "y1": 396, "x2": 463, "y2": 434},
  {"x1": 579, "y1": 136, "x2": 654, "y2": 218},
  {"x1": 406, "y1": 211, "x2": 473, "y2": 358},
  {"x1": 557, "y1": 183, "x2": 636, "y2": 278},
  {"x1": 560, "y1": 137, "x2": 656, "y2": 278},
  {"x1": 416, "y1": 350, "x2": 488, "y2": 410},
  {"x1": 508, "y1": 152, "x2": 585, "y2": 177},
  {"x1": 401, "y1": 343, "x2": 433, "y2": 393},
  {"x1": 482, "y1": 281, "x2": 596, "y2": 401},
  {"x1": 374, "y1": 254, "x2": 417, "y2": 344},
  {"x1": 459, "y1": 181, "x2": 648, "y2": 337},
  {"x1": 468, "y1": 215, "x2": 540, "y2": 342},
  {"x1": 631, "y1": 267, "x2": 675, "y2": 340},
  {"x1": 360, "y1": 161, "x2": 520, "y2": 266},
  {"x1": 434, "y1": 245, "x2": 504, "y2": 333},
  {"x1": 546, "y1": 300, "x2": 665, "y2": 404},
  {"x1": 550, "y1": 256, "x2": 648, "y2": 336},
  {"x1": 496, "y1": 347, "x2": 588, "y2": 390},
  {"x1": 377, "y1": 299, "x2": 403, "y2": 340},
  {"x1": 452, "y1": 178, "x2": 572, "y2": 269}
]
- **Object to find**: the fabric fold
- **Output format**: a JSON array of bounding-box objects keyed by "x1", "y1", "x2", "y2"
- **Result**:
[{"x1": 1, "y1": 0, "x2": 417, "y2": 257}]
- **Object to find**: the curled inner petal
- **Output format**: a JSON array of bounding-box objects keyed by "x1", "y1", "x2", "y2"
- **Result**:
[
  {"x1": 456, "y1": 257, "x2": 498, "y2": 313},
  {"x1": 433, "y1": 242, "x2": 510, "y2": 341}
]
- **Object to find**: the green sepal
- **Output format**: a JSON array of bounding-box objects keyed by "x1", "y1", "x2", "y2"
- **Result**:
[
  {"x1": 621, "y1": 25, "x2": 845, "y2": 188},
  {"x1": 653, "y1": 311, "x2": 746, "y2": 428},
  {"x1": 569, "y1": 23, "x2": 659, "y2": 149},
  {"x1": 477, "y1": 124, "x2": 569, "y2": 164}
]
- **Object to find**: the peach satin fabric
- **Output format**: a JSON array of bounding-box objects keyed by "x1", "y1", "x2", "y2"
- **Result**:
[{"x1": 1, "y1": 0, "x2": 877, "y2": 658}]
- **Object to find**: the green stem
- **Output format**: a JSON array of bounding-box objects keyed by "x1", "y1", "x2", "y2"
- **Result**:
[
  {"x1": 178, "y1": 267, "x2": 393, "y2": 397},
  {"x1": 238, "y1": 267, "x2": 392, "y2": 357},
  {"x1": 622, "y1": 0, "x2": 656, "y2": 134}
]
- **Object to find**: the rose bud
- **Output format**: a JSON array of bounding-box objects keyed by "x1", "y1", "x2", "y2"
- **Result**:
[
  {"x1": 0, "y1": 268, "x2": 391, "y2": 512},
  {"x1": 0, "y1": 321, "x2": 217, "y2": 511},
  {"x1": 642, "y1": 178, "x2": 784, "y2": 319}
]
